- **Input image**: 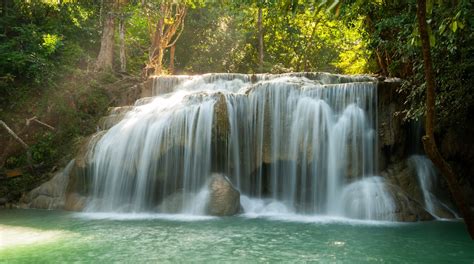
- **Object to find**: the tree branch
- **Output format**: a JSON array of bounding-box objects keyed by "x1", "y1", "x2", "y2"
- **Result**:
[{"x1": 0, "y1": 120, "x2": 33, "y2": 168}]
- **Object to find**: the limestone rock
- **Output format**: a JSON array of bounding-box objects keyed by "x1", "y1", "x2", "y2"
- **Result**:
[
  {"x1": 382, "y1": 159, "x2": 424, "y2": 203},
  {"x1": 207, "y1": 174, "x2": 240, "y2": 216},
  {"x1": 23, "y1": 160, "x2": 74, "y2": 210}
]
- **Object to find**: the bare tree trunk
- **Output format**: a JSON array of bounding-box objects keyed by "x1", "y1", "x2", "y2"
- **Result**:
[
  {"x1": 257, "y1": 7, "x2": 264, "y2": 73},
  {"x1": 169, "y1": 44, "x2": 175, "y2": 75},
  {"x1": 417, "y1": 0, "x2": 474, "y2": 239},
  {"x1": 119, "y1": 16, "x2": 126, "y2": 72},
  {"x1": 96, "y1": 7, "x2": 115, "y2": 71}
]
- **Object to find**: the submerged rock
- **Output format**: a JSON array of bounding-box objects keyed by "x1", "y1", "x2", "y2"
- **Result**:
[
  {"x1": 156, "y1": 174, "x2": 241, "y2": 216},
  {"x1": 207, "y1": 174, "x2": 241, "y2": 216}
]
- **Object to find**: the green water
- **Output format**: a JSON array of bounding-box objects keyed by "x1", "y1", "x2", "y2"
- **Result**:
[{"x1": 0, "y1": 209, "x2": 473, "y2": 263}]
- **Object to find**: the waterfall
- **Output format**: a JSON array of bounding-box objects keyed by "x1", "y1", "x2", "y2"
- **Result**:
[
  {"x1": 339, "y1": 177, "x2": 396, "y2": 220},
  {"x1": 409, "y1": 155, "x2": 457, "y2": 219},
  {"x1": 85, "y1": 73, "x2": 396, "y2": 219},
  {"x1": 86, "y1": 90, "x2": 216, "y2": 213}
]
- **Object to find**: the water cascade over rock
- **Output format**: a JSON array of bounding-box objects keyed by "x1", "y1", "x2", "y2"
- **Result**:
[
  {"x1": 409, "y1": 155, "x2": 457, "y2": 219},
  {"x1": 44, "y1": 72, "x2": 455, "y2": 221},
  {"x1": 80, "y1": 73, "x2": 388, "y2": 218}
]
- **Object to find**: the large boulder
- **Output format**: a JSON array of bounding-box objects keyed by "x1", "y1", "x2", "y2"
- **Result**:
[
  {"x1": 207, "y1": 173, "x2": 241, "y2": 216},
  {"x1": 20, "y1": 160, "x2": 75, "y2": 210},
  {"x1": 64, "y1": 132, "x2": 104, "y2": 211},
  {"x1": 339, "y1": 176, "x2": 432, "y2": 221},
  {"x1": 156, "y1": 174, "x2": 241, "y2": 216}
]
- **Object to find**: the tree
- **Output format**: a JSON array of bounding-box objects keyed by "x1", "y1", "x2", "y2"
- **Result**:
[
  {"x1": 143, "y1": 1, "x2": 187, "y2": 76},
  {"x1": 96, "y1": 0, "x2": 117, "y2": 71},
  {"x1": 416, "y1": 0, "x2": 474, "y2": 239},
  {"x1": 118, "y1": 1, "x2": 129, "y2": 73}
]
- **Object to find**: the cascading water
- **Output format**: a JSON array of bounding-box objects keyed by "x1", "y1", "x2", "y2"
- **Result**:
[
  {"x1": 85, "y1": 73, "x2": 396, "y2": 220},
  {"x1": 86, "y1": 90, "x2": 216, "y2": 213},
  {"x1": 409, "y1": 155, "x2": 457, "y2": 219}
]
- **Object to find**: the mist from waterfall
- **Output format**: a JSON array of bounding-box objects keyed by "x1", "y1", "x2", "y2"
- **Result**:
[{"x1": 85, "y1": 73, "x2": 396, "y2": 220}]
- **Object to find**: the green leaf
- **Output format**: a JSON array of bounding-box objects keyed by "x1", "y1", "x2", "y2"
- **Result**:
[
  {"x1": 454, "y1": 10, "x2": 461, "y2": 19},
  {"x1": 451, "y1": 21, "x2": 457, "y2": 32},
  {"x1": 439, "y1": 23, "x2": 446, "y2": 34}
]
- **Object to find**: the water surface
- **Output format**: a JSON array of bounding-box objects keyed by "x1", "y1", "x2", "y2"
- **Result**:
[{"x1": 0, "y1": 209, "x2": 472, "y2": 263}]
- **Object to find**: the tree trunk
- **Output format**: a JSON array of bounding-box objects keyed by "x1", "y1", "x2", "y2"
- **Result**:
[
  {"x1": 145, "y1": 3, "x2": 186, "y2": 76},
  {"x1": 417, "y1": 0, "x2": 474, "y2": 239},
  {"x1": 119, "y1": 16, "x2": 126, "y2": 72},
  {"x1": 96, "y1": 9, "x2": 115, "y2": 71},
  {"x1": 169, "y1": 44, "x2": 175, "y2": 75},
  {"x1": 151, "y1": 17, "x2": 164, "y2": 75},
  {"x1": 257, "y1": 7, "x2": 264, "y2": 73}
]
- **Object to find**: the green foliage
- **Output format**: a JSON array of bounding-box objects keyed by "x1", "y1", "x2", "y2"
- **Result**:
[
  {"x1": 122, "y1": 4, "x2": 151, "y2": 74},
  {"x1": 174, "y1": 0, "x2": 371, "y2": 74},
  {"x1": 0, "y1": 0, "x2": 472, "y2": 200},
  {"x1": 30, "y1": 132, "x2": 58, "y2": 165},
  {"x1": 0, "y1": 1, "x2": 100, "y2": 106},
  {"x1": 42, "y1": 33, "x2": 63, "y2": 55},
  {"x1": 341, "y1": 0, "x2": 473, "y2": 130}
]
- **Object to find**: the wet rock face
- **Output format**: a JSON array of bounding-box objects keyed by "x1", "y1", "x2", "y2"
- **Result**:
[
  {"x1": 207, "y1": 174, "x2": 241, "y2": 216},
  {"x1": 383, "y1": 159, "x2": 423, "y2": 203},
  {"x1": 386, "y1": 183, "x2": 434, "y2": 221},
  {"x1": 376, "y1": 79, "x2": 406, "y2": 171},
  {"x1": 382, "y1": 158, "x2": 456, "y2": 220}
]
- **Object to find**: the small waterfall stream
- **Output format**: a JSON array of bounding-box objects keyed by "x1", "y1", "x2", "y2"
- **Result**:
[
  {"x1": 85, "y1": 73, "x2": 397, "y2": 219},
  {"x1": 409, "y1": 155, "x2": 457, "y2": 219}
]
